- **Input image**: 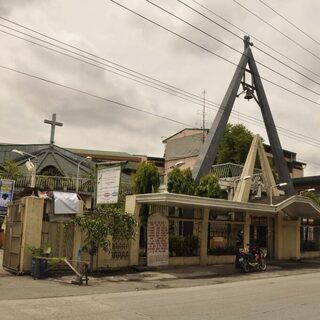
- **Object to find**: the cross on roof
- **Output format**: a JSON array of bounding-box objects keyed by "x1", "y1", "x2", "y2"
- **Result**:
[{"x1": 44, "y1": 113, "x2": 63, "y2": 145}]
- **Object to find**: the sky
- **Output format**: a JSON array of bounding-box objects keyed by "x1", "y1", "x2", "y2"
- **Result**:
[{"x1": 0, "y1": 0, "x2": 319, "y2": 176}]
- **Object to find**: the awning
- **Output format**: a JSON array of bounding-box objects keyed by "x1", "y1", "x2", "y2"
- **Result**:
[{"x1": 276, "y1": 196, "x2": 320, "y2": 219}]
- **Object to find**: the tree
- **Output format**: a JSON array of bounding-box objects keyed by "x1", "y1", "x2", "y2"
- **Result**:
[
  {"x1": 133, "y1": 161, "x2": 160, "y2": 194},
  {"x1": 195, "y1": 173, "x2": 221, "y2": 198},
  {"x1": 70, "y1": 206, "x2": 137, "y2": 272},
  {"x1": 301, "y1": 191, "x2": 320, "y2": 206},
  {"x1": 167, "y1": 168, "x2": 196, "y2": 195},
  {"x1": 0, "y1": 159, "x2": 22, "y2": 177},
  {"x1": 215, "y1": 123, "x2": 254, "y2": 165},
  {"x1": 133, "y1": 161, "x2": 160, "y2": 259}
]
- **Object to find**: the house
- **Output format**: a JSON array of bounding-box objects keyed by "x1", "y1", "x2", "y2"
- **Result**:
[{"x1": 163, "y1": 128, "x2": 305, "y2": 178}]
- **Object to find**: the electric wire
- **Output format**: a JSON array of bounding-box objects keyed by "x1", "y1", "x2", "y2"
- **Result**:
[
  {"x1": 1, "y1": 13, "x2": 320, "y2": 148},
  {"x1": 147, "y1": 0, "x2": 320, "y2": 99},
  {"x1": 233, "y1": 0, "x2": 320, "y2": 63},
  {"x1": 179, "y1": 0, "x2": 320, "y2": 88},
  {"x1": 1, "y1": 62, "x2": 320, "y2": 168},
  {"x1": 189, "y1": 0, "x2": 320, "y2": 81},
  {"x1": 0, "y1": 64, "x2": 193, "y2": 128},
  {"x1": 1, "y1": 8, "x2": 320, "y2": 149},
  {"x1": 258, "y1": 0, "x2": 320, "y2": 48},
  {"x1": 110, "y1": 0, "x2": 320, "y2": 109},
  {"x1": 0, "y1": 16, "x2": 206, "y2": 105}
]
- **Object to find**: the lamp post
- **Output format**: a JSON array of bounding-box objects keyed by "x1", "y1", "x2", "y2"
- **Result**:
[
  {"x1": 299, "y1": 188, "x2": 316, "y2": 196},
  {"x1": 270, "y1": 182, "x2": 288, "y2": 205},
  {"x1": 12, "y1": 149, "x2": 38, "y2": 189},
  {"x1": 76, "y1": 156, "x2": 92, "y2": 193}
]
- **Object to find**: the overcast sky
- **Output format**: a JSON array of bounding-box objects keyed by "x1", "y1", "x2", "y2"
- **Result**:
[{"x1": 0, "y1": 0, "x2": 319, "y2": 176}]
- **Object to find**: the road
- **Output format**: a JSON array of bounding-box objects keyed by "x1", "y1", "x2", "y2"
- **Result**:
[{"x1": 1, "y1": 272, "x2": 319, "y2": 320}]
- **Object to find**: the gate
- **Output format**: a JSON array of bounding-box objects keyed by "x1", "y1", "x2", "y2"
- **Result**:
[{"x1": 2, "y1": 201, "x2": 23, "y2": 272}]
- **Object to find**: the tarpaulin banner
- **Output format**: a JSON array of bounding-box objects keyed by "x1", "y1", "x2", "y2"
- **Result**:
[{"x1": 0, "y1": 179, "x2": 15, "y2": 212}]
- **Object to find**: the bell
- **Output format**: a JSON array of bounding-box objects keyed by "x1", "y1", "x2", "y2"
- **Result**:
[{"x1": 244, "y1": 89, "x2": 254, "y2": 100}]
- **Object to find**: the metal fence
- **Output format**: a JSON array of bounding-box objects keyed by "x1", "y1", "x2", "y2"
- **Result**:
[{"x1": 0, "y1": 173, "x2": 95, "y2": 193}]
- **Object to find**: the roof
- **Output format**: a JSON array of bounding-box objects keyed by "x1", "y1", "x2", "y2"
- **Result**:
[
  {"x1": 292, "y1": 176, "x2": 320, "y2": 186},
  {"x1": 67, "y1": 148, "x2": 142, "y2": 161},
  {"x1": 162, "y1": 128, "x2": 208, "y2": 143},
  {"x1": 131, "y1": 193, "x2": 320, "y2": 219}
]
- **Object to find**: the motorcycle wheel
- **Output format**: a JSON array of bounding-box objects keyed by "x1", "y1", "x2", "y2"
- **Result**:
[
  {"x1": 259, "y1": 258, "x2": 267, "y2": 271},
  {"x1": 241, "y1": 259, "x2": 250, "y2": 273}
]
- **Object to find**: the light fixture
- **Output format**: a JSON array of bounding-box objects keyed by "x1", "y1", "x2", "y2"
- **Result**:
[
  {"x1": 299, "y1": 188, "x2": 316, "y2": 195},
  {"x1": 270, "y1": 182, "x2": 288, "y2": 205},
  {"x1": 11, "y1": 149, "x2": 38, "y2": 190},
  {"x1": 174, "y1": 160, "x2": 185, "y2": 167}
]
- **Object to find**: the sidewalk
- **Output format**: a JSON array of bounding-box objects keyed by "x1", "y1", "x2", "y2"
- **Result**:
[{"x1": 1, "y1": 247, "x2": 320, "y2": 285}]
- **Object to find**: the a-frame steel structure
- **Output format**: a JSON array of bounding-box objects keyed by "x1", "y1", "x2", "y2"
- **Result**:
[{"x1": 192, "y1": 36, "x2": 295, "y2": 195}]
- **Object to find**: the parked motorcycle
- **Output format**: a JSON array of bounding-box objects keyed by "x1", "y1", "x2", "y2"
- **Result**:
[{"x1": 237, "y1": 245, "x2": 267, "y2": 273}]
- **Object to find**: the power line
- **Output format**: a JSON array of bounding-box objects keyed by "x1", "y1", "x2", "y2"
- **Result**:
[
  {"x1": 148, "y1": 0, "x2": 320, "y2": 98},
  {"x1": 1, "y1": 11, "x2": 320, "y2": 148},
  {"x1": 1, "y1": 62, "x2": 320, "y2": 167},
  {"x1": 181, "y1": 0, "x2": 320, "y2": 88},
  {"x1": 233, "y1": 0, "x2": 320, "y2": 63},
  {"x1": 0, "y1": 64, "x2": 193, "y2": 128},
  {"x1": 110, "y1": 0, "x2": 320, "y2": 108},
  {"x1": 189, "y1": 0, "x2": 320, "y2": 81},
  {"x1": 258, "y1": 0, "x2": 320, "y2": 48}
]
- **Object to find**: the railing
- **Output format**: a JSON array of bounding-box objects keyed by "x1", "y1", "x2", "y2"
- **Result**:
[
  {"x1": 211, "y1": 162, "x2": 262, "y2": 178},
  {"x1": 0, "y1": 173, "x2": 95, "y2": 193},
  {"x1": 0, "y1": 174, "x2": 134, "y2": 198}
]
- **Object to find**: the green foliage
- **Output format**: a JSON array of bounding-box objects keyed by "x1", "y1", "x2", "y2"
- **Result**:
[
  {"x1": 195, "y1": 173, "x2": 221, "y2": 198},
  {"x1": 215, "y1": 123, "x2": 254, "y2": 165},
  {"x1": 168, "y1": 168, "x2": 221, "y2": 198},
  {"x1": 301, "y1": 191, "x2": 320, "y2": 206},
  {"x1": 0, "y1": 160, "x2": 22, "y2": 176},
  {"x1": 133, "y1": 161, "x2": 160, "y2": 194},
  {"x1": 167, "y1": 168, "x2": 196, "y2": 195},
  {"x1": 169, "y1": 234, "x2": 199, "y2": 257},
  {"x1": 27, "y1": 245, "x2": 51, "y2": 257},
  {"x1": 69, "y1": 206, "x2": 137, "y2": 271}
]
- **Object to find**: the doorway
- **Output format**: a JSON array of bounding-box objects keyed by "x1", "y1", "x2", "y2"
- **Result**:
[{"x1": 250, "y1": 216, "x2": 274, "y2": 259}]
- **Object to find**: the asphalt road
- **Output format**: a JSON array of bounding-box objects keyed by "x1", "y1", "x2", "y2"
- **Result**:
[{"x1": 1, "y1": 272, "x2": 320, "y2": 320}]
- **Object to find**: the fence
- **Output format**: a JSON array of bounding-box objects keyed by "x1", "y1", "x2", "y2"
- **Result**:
[{"x1": 0, "y1": 173, "x2": 95, "y2": 193}]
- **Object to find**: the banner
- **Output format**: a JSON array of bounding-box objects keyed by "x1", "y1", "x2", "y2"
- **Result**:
[
  {"x1": 96, "y1": 166, "x2": 121, "y2": 204},
  {"x1": 0, "y1": 179, "x2": 15, "y2": 212}
]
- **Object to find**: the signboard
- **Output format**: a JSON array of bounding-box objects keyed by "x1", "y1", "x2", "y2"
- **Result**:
[
  {"x1": 96, "y1": 166, "x2": 121, "y2": 204},
  {"x1": 0, "y1": 179, "x2": 15, "y2": 212}
]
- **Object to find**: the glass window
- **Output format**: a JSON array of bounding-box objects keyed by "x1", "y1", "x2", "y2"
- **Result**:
[{"x1": 208, "y1": 223, "x2": 243, "y2": 255}]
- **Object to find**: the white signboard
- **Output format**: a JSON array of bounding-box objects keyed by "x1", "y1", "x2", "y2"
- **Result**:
[{"x1": 96, "y1": 166, "x2": 121, "y2": 204}]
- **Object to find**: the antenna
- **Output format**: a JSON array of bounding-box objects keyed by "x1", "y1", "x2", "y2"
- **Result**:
[{"x1": 202, "y1": 89, "x2": 206, "y2": 144}]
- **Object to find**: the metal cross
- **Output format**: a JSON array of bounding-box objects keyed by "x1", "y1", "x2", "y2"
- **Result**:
[{"x1": 44, "y1": 113, "x2": 63, "y2": 145}]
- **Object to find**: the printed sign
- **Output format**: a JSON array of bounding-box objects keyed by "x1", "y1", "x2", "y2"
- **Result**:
[
  {"x1": 96, "y1": 166, "x2": 121, "y2": 204},
  {"x1": 0, "y1": 179, "x2": 15, "y2": 211},
  {"x1": 147, "y1": 212, "x2": 169, "y2": 267}
]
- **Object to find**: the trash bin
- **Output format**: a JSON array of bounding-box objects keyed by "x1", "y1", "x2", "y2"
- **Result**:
[{"x1": 31, "y1": 257, "x2": 48, "y2": 279}]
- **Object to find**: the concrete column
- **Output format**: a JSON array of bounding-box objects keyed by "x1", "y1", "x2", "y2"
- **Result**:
[
  {"x1": 20, "y1": 196, "x2": 45, "y2": 272},
  {"x1": 244, "y1": 213, "x2": 250, "y2": 247},
  {"x1": 125, "y1": 195, "x2": 141, "y2": 266},
  {"x1": 200, "y1": 208, "x2": 209, "y2": 266},
  {"x1": 274, "y1": 212, "x2": 283, "y2": 260}
]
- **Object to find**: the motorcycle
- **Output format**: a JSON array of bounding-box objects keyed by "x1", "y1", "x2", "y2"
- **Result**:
[{"x1": 237, "y1": 245, "x2": 267, "y2": 273}]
